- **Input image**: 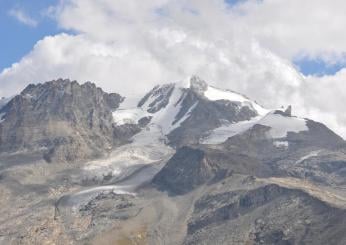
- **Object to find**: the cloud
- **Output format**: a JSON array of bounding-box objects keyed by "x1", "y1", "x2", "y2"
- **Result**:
[
  {"x1": 300, "y1": 69, "x2": 346, "y2": 137},
  {"x1": 230, "y1": 0, "x2": 346, "y2": 63},
  {"x1": 8, "y1": 8, "x2": 38, "y2": 27},
  {"x1": 1, "y1": 0, "x2": 346, "y2": 138}
]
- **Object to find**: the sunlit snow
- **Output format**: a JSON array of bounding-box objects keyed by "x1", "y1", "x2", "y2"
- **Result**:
[
  {"x1": 258, "y1": 113, "x2": 308, "y2": 138},
  {"x1": 201, "y1": 116, "x2": 262, "y2": 144},
  {"x1": 204, "y1": 86, "x2": 269, "y2": 116}
]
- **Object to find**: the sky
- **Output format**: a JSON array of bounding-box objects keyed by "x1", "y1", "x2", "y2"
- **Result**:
[
  {"x1": 1, "y1": 0, "x2": 346, "y2": 138},
  {"x1": 0, "y1": 0, "x2": 60, "y2": 70}
]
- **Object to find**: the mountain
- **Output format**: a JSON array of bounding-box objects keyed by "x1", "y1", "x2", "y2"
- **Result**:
[
  {"x1": 0, "y1": 79, "x2": 125, "y2": 162},
  {"x1": 1, "y1": 76, "x2": 346, "y2": 245},
  {"x1": 114, "y1": 75, "x2": 268, "y2": 147}
]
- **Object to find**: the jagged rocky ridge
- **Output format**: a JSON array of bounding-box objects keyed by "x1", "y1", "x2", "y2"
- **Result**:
[
  {"x1": 1, "y1": 76, "x2": 346, "y2": 245},
  {"x1": 0, "y1": 79, "x2": 127, "y2": 162}
]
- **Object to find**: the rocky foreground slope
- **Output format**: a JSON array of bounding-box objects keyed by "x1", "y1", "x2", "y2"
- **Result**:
[{"x1": 1, "y1": 76, "x2": 346, "y2": 244}]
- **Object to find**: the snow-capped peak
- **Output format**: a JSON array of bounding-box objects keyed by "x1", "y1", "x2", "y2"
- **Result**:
[
  {"x1": 113, "y1": 76, "x2": 271, "y2": 145},
  {"x1": 181, "y1": 75, "x2": 269, "y2": 116}
]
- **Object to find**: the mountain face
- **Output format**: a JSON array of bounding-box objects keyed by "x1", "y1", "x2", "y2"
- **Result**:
[
  {"x1": 1, "y1": 76, "x2": 346, "y2": 245},
  {"x1": 114, "y1": 75, "x2": 267, "y2": 147},
  {"x1": 0, "y1": 79, "x2": 125, "y2": 162}
]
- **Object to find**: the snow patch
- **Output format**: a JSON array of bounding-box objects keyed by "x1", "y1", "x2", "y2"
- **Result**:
[
  {"x1": 204, "y1": 86, "x2": 269, "y2": 116},
  {"x1": 75, "y1": 185, "x2": 135, "y2": 196},
  {"x1": 258, "y1": 113, "x2": 308, "y2": 138},
  {"x1": 205, "y1": 86, "x2": 248, "y2": 103},
  {"x1": 202, "y1": 111, "x2": 308, "y2": 144},
  {"x1": 83, "y1": 124, "x2": 174, "y2": 182},
  {"x1": 113, "y1": 108, "x2": 146, "y2": 125},
  {"x1": 296, "y1": 150, "x2": 321, "y2": 164},
  {"x1": 273, "y1": 141, "x2": 289, "y2": 149},
  {"x1": 201, "y1": 116, "x2": 262, "y2": 144}
]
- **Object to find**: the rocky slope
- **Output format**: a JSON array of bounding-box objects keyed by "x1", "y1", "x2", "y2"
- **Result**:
[
  {"x1": 1, "y1": 76, "x2": 346, "y2": 245},
  {"x1": 0, "y1": 79, "x2": 124, "y2": 162}
]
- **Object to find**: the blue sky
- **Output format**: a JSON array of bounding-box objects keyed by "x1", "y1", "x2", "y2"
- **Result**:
[
  {"x1": 225, "y1": 0, "x2": 247, "y2": 5},
  {"x1": 0, "y1": 0, "x2": 59, "y2": 70},
  {"x1": 294, "y1": 58, "x2": 346, "y2": 76}
]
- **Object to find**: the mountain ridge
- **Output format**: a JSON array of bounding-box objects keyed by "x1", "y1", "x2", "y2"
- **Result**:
[
  {"x1": 0, "y1": 78, "x2": 125, "y2": 162},
  {"x1": 1, "y1": 76, "x2": 346, "y2": 244}
]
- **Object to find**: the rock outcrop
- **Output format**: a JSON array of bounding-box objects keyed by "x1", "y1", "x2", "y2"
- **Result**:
[
  {"x1": 0, "y1": 79, "x2": 124, "y2": 162},
  {"x1": 152, "y1": 146, "x2": 221, "y2": 195}
]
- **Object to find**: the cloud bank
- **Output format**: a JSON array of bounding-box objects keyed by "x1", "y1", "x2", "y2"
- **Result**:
[{"x1": 1, "y1": 0, "x2": 346, "y2": 137}]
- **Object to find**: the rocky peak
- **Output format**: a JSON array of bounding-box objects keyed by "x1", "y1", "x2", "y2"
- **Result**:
[
  {"x1": 0, "y1": 79, "x2": 124, "y2": 162},
  {"x1": 273, "y1": 105, "x2": 292, "y2": 117},
  {"x1": 284, "y1": 105, "x2": 292, "y2": 116},
  {"x1": 189, "y1": 75, "x2": 208, "y2": 95},
  {"x1": 18, "y1": 79, "x2": 123, "y2": 111}
]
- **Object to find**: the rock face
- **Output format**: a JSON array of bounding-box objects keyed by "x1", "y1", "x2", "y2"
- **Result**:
[
  {"x1": 185, "y1": 183, "x2": 346, "y2": 245},
  {"x1": 152, "y1": 145, "x2": 271, "y2": 195},
  {"x1": 0, "y1": 79, "x2": 123, "y2": 162},
  {"x1": 152, "y1": 146, "x2": 221, "y2": 195}
]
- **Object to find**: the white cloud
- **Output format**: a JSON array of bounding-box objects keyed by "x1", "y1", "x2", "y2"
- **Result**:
[
  {"x1": 1, "y1": 0, "x2": 346, "y2": 138},
  {"x1": 231, "y1": 0, "x2": 346, "y2": 63},
  {"x1": 9, "y1": 8, "x2": 38, "y2": 27}
]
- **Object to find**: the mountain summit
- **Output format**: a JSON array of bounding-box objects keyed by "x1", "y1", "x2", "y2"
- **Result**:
[{"x1": 114, "y1": 75, "x2": 269, "y2": 147}]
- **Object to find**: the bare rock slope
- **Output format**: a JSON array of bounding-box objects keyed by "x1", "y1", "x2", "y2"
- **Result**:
[{"x1": 0, "y1": 79, "x2": 124, "y2": 162}]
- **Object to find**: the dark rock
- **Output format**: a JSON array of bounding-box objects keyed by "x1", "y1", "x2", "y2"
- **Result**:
[
  {"x1": 152, "y1": 146, "x2": 220, "y2": 195},
  {"x1": 138, "y1": 116, "x2": 152, "y2": 127},
  {"x1": 138, "y1": 84, "x2": 175, "y2": 113},
  {"x1": 284, "y1": 105, "x2": 292, "y2": 116},
  {"x1": 113, "y1": 124, "x2": 141, "y2": 146}
]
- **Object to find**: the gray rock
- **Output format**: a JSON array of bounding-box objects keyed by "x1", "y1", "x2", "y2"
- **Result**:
[
  {"x1": 185, "y1": 183, "x2": 346, "y2": 245},
  {"x1": 0, "y1": 79, "x2": 124, "y2": 162},
  {"x1": 152, "y1": 146, "x2": 220, "y2": 195},
  {"x1": 138, "y1": 84, "x2": 175, "y2": 113}
]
